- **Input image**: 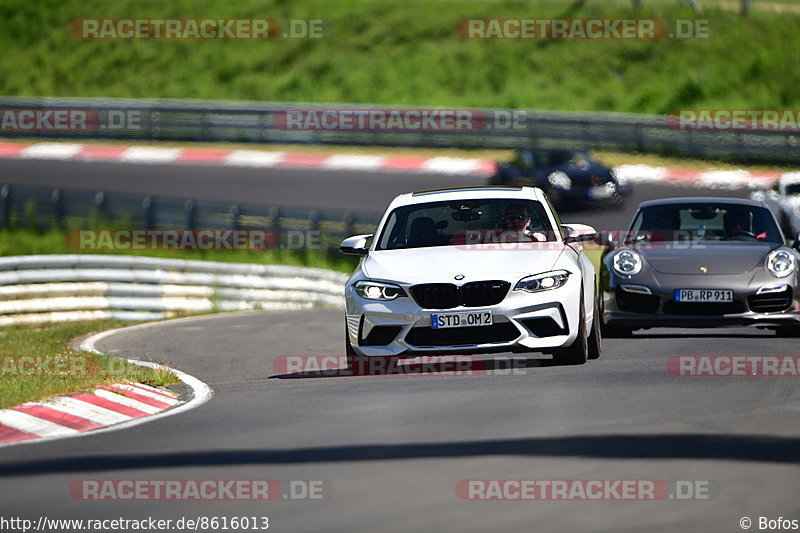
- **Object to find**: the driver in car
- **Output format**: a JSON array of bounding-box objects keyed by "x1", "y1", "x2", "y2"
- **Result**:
[
  {"x1": 503, "y1": 203, "x2": 547, "y2": 242},
  {"x1": 724, "y1": 209, "x2": 770, "y2": 240},
  {"x1": 724, "y1": 210, "x2": 754, "y2": 240}
]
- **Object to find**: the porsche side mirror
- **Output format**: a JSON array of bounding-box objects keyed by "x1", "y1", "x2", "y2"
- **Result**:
[
  {"x1": 594, "y1": 230, "x2": 618, "y2": 249},
  {"x1": 340, "y1": 234, "x2": 372, "y2": 255}
]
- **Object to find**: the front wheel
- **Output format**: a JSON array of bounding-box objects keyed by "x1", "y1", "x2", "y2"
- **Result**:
[
  {"x1": 345, "y1": 320, "x2": 357, "y2": 356},
  {"x1": 775, "y1": 324, "x2": 800, "y2": 338},
  {"x1": 602, "y1": 323, "x2": 634, "y2": 338},
  {"x1": 588, "y1": 300, "x2": 602, "y2": 360},
  {"x1": 552, "y1": 296, "x2": 588, "y2": 365}
]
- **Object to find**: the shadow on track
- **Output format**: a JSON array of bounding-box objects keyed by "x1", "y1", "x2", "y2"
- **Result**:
[
  {"x1": 629, "y1": 332, "x2": 778, "y2": 339},
  {"x1": 2, "y1": 434, "x2": 798, "y2": 476}
]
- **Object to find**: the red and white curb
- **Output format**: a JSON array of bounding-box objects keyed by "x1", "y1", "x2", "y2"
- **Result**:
[
  {"x1": 613, "y1": 164, "x2": 782, "y2": 190},
  {"x1": 0, "y1": 140, "x2": 787, "y2": 188},
  {"x1": 0, "y1": 141, "x2": 495, "y2": 176},
  {"x1": 0, "y1": 318, "x2": 213, "y2": 448},
  {"x1": 0, "y1": 381, "x2": 180, "y2": 444}
]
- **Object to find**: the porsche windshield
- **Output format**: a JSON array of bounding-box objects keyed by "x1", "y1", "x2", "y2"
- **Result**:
[
  {"x1": 627, "y1": 203, "x2": 783, "y2": 244},
  {"x1": 376, "y1": 199, "x2": 556, "y2": 250}
]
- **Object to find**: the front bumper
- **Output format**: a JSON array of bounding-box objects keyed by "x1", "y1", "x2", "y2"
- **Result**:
[
  {"x1": 602, "y1": 273, "x2": 800, "y2": 329},
  {"x1": 549, "y1": 183, "x2": 626, "y2": 208},
  {"x1": 345, "y1": 279, "x2": 582, "y2": 357}
]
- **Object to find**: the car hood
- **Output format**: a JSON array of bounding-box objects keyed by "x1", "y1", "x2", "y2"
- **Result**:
[
  {"x1": 363, "y1": 246, "x2": 566, "y2": 284},
  {"x1": 638, "y1": 243, "x2": 776, "y2": 275},
  {"x1": 784, "y1": 195, "x2": 800, "y2": 212}
]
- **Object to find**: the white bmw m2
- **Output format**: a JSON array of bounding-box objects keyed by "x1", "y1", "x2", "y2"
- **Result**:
[{"x1": 340, "y1": 186, "x2": 601, "y2": 365}]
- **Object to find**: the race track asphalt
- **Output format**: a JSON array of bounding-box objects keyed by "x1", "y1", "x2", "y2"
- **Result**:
[{"x1": 0, "y1": 159, "x2": 796, "y2": 533}]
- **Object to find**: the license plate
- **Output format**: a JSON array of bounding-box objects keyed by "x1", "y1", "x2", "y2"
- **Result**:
[
  {"x1": 674, "y1": 289, "x2": 734, "y2": 303},
  {"x1": 588, "y1": 184, "x2": 614, "y2": 199},
  {"x1": 431, "y1": 311, "x2": 492, "y2": 329}
]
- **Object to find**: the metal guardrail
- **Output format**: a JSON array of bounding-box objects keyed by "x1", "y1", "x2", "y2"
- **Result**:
[
  {"x1": 0, "y1": 183, "x2": 381, "y2": 250},
  {"x1": 0, "y1": 255, "x2": 349, "y2": 326},
  {"x1": 0, "y1": 96, "x2": 797, "y2": 164}
]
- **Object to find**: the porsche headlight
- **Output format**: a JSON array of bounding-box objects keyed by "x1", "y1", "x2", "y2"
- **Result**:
[
  {"x1": 354, "y1": 281, "x2": 407, "y2": 300},
  {"x1": 612, "y1": 250, "x2": 643, "y2": 276},
  {"x1": 766, "y1": 250, "x2": 796, "y2": 278},
  {"x1": 515, "y1": 270, "x2": 571, "y2": 293},
  {"x1": 548, "y1": 171, "x2": 572, "y2": 190}
]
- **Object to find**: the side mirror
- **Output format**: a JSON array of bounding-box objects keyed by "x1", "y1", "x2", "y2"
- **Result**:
[
  {"x1": 339, "y1": 234, "x2": 372, "y2": 255},
  {"x1": 562, "y1": 224, "x2": 597, "y2": 244},
  {"x1": 594, "y1": 230, "x2": 618, "y2": 250}
]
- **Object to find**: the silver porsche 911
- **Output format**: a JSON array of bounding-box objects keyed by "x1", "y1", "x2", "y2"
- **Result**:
[{"x1": 600, "y1": 197, "x2": 800, "y2": 337}]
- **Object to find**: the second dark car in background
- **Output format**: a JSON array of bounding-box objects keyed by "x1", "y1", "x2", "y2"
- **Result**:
[{"x1": 490, "y1": 148, "x2": 631, "y2": 210}]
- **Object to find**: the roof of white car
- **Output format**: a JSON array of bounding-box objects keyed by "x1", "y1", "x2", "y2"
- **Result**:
[
  {"x1": 387, "y1": 186, "x2": 546, "y2": 208},
  {"x1": 780, "y1": 172, "x2": 800, "y2": 186}
]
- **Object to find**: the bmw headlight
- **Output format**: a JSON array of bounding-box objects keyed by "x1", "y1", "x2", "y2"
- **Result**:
[
  {"x1": 548, "y1": 171, "x2": 572, "y2": 190},
  {"x1": 354, "y1": 281, "x2": 407, "y2": 300},
  {"x1": 766, "y1": 250, "x2": 796, "y2": 278},
  {"x1": 515, "y1": 270, "x2": 571, "y2": 293},
  {"x1": 612, "y1": 250, "x2": 643, "y2": 276}
]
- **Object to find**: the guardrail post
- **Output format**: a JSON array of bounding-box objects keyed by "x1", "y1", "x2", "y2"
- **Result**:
[
  {"x1": 142, "y1": 197, "x2": 154, "y2": 229},
  {"x1": 150, "y1": 110, "x2": 161, "y2": 139},
  {"x1": 229, "y1": 204, "x2": 240, "y2": 230},
  {"x1": 268, "y1": 206, "x2": 280, "y2": 230},
  {"x1": 635, "y1": 125, "x2": 644, "y2": 153},
  {"x1": 51, "y1": 189, "x2": 63, "y2": 228},
  {"x1": 1, "y1": 185, "x2": 11, "y2": 228},
  {"x1": 184, "y1": 199, "x2": 196, "y2": 230},
  {"x1": 94, "y1": 191, "x2": 106, "y2": 220},
  {"x1": 343, "y1": 212, "x2": 354, "y2": 237},
  {"x1": 309, "y1": 210, "x2": 320, "y2": 233},
  {"x1": 736, "y1": 131, "x2": 744, "y2": 162}
]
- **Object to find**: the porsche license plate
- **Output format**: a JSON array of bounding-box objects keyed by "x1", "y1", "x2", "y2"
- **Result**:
[
  {"x1": 674, "y1": 289, "x2": 734, "y2": 303},
  {"x1": 431, "y1": 311, "x2": 492, "y2": 329}
]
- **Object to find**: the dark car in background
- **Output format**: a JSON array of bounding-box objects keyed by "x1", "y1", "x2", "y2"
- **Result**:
[
  {"x1": 490, "y1": 148, "x2": 630, "y2": 209},
  {"x1": 600, "y1": 197, "x2": 800, "y2": 338}
]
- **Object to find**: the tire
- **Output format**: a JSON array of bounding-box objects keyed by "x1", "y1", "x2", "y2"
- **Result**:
[
  {"x1": 775, "y1": 325, "x2": 800, "y2": 338},
  {"x1": 588, "y1": 299, "x2": 602, "y2": 360},
  {"x1": 602, "y1": 323, "x2": 634, "y2": 338},
  {"x1": 552, "y1": 294, "x2": 588, "y2": 366},
  {"x1": 345, "y1": 321, "x2": 367, "y2": 374},
  {"x1": 345, "y1": 320, "x2": 357, "y2": 356}
]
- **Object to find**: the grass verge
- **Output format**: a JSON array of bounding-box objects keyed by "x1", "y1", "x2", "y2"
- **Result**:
[
  {"x1": 0, "y1": 320, "x2": 178, "y2": 409},
  {"x1": 0, "y1": 0, "x2": 798, "y2": 114}
]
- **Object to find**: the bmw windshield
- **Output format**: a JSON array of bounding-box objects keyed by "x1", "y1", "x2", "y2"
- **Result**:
[{"x1": 376, "y1": 199, "x2": 557, "y2": 250}]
